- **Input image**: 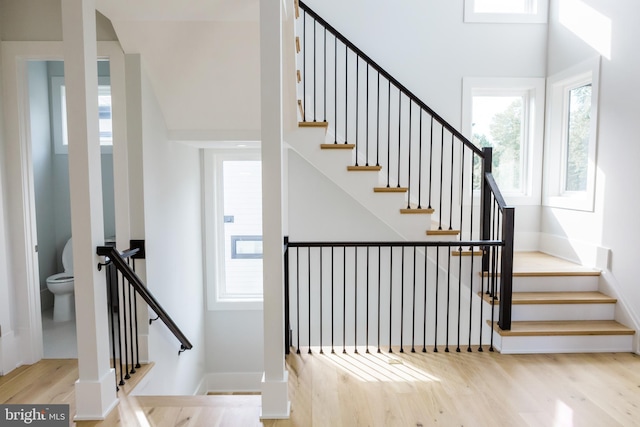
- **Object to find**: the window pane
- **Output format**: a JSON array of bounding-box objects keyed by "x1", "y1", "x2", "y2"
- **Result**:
[
  {"x1": 474, "y1": 0, "x2": 532, "y2": 14},
  {"x1": 565, "y1": 84, "x2": 592, "y2": 192},
  {"x1": 222, "y1": 160, "x2": 263, "y2": 297},
  {"x1": 98, "y1": 85, "x2": 113, "y2": 145},
  {"x1": 472, "y1": 95, "x2": 524, "y2": 193}
]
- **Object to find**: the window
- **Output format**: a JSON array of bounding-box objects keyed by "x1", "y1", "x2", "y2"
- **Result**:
[
  {"x1": 543, "y1": 57, "x2": 600, "y2": 211},
  {"x1": 52, "y1": 76, "x2": 113, "y2": 154},
  {"x1": 204, "y1": 151, "x2": 263, "y2": 309},
  {"x1": 464, "y1": 0, "x2": 548, "y2": 23},
  {"x1": 462, "y1": 77, "x2": 545, "y2": 204}
]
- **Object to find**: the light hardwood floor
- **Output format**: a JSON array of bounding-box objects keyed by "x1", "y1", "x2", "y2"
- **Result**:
[{"x1": 2, "y1": 350, "x2": 640, "y2": 426}]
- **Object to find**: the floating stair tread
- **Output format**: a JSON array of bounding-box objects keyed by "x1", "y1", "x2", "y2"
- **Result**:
[
  {"x1": 347, "y1": 165, "x2": 382, "y2": 171},
  {"x1": 427, "y1": 229, "x2": 460, "y2": 236},
  {"x1": 321, "y1": 143, "x2": 354, "y2": 149},
  {"x1": 482, "y1": 291, "x2": 617, "y2": 305},
  {"x1": 491, "y1": 320, "x2": 635, "y2": 337},
  {"x1": 299, "y1": 121, "x2": 329, "y2": 128},
  {"x1": 400, "y1": 207, "x2": 435, "y2": 214},
  {"x1": 452, "y1": 249, "x2": 482, "y2": 256},
  {"x1": 374, "y1": 187, "x2": 408, "y2": 193}
]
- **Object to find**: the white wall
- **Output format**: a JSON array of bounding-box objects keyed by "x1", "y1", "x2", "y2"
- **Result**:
[
  {"x1": 545, "y1": 0, "x2": 640, "y2": 348},
  {"x1": 28, "y1": 61, "x2": 56, "y2": 310},
  {"x1": 133, "y1": 63, "x2": 206, "y2": 395},
  {"x1": 299, "y1": 0, "x2": 547, "y2": 241}
]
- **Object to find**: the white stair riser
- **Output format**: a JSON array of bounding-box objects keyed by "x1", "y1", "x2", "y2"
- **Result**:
[
  {"x1": 512, "y1": 275, "x2": 599, "y2": 292},
  {"x1": 288, "y1": 128, "x2": 443, "y2": 241},
  {"x1": 485, "y1": 302, "x2": 616, "y2": 321},
  {"x1": 493, "y1": 333, "x2": 633, "y2": 354}
]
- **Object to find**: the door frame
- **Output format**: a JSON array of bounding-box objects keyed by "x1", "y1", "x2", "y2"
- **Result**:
[{"x1": 0, "y1": 41, "x2": 126, "y2": 367}]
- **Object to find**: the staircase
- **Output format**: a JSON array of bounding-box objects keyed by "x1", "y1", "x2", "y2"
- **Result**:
[
  {"x1": 290, "y1": 0, "x2": 635, "y2": 354},
  {"x1": 487, "y1": 252, "x2": 634, "y2": 353}
]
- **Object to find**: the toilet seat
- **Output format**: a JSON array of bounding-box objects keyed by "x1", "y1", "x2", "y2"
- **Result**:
[{"x1": 46, "y1": 272, "x2": 74, "y2": 284}]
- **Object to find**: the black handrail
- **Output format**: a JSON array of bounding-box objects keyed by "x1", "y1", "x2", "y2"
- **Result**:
[
  {"x1": 298, "y1": 1, "x2": 483, "y2": 157},
  {"x1": 97, "y1": 245, "x2": 193, "y2": 353}
]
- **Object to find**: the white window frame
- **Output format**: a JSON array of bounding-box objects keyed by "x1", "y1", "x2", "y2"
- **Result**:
[
  {"x1": 51, "y1": 75, "x2": 113, "y2": 154},
  {"x1": 543, "y1": 57, "x2": 601, "y2": 211},
  {"x1": 464, "y1": 0, "x2": 548, "y2": 23},
  {"x1": 204, "y1": 149, "x2": 263, "y2": 310},
  {"x1": 462, "y1": 77, "x2": 545, "y2": 205}
]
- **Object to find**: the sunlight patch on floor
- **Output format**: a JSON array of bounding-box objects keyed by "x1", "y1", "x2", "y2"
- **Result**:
[{"x1": 313, "y1": 348, "x2": 441, "y2": 383}]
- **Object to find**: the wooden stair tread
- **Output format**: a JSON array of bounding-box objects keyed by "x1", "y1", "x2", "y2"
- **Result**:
[
  {"x1": 482, "y1": 291, "x2": 617, "y2": 305},
  {"x1": 490, "y1": 320, "x2": 635, "y2": 337},
  {"x1": 427, "y1": 229, "x2": 460, "y2": 236},
  {"x1": 347, "y1": 165, "x2": 382, "y2": 171},
  {"x1": 321, "y1": 143, "x2": 354, "y2": 149},
  {"x1": 374, "y1": 187, "x2": 407, "y2": 193},
  {"x1": 452, "y1": 249, "x2": 482, "y2": 256},
  {"x1": 400, "y1": 207, "x2": 434, "y2": 214},
  {"x1": 299, "y1": 121, "x2": 329, "y2": 128}
]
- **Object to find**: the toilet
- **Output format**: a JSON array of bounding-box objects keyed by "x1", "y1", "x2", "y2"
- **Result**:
[{"x1": 46, "y1": 238, "x2": 75, "y2": 322}]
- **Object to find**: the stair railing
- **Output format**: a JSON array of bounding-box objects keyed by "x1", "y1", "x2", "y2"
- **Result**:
[
  {"x1": 295, "y1": 1, "x2": 514, "y2": 332},
  {"x1": 97, "y1": 241, "x2": 193, "y2": 390}
]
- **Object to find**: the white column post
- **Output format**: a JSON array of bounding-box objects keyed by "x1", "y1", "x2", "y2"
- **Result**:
[
  {"x1": 61, "y1": 0, "x2": 118, "y2": 419},
  {"x1": 260, "y1": 0, "x2": 290, "y2": 419}
]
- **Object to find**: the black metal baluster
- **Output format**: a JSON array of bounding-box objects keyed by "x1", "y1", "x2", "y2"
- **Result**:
[
  {"x1": 445, "y1": 250, "x2": 451, "y2": 353},
  {"x1": 407, "y1": 101, "x2": 412, "y2": 208},
  {"x1": 397, "y1": 90, "x2": 402, "y2": 188},
  {"x1": 343, "y1": 247, "x2": 346, "y2": 354},
  {"x1": 468, "y1": 245, "x2": 474, "y2": 352},
  {"x1": 428, "y1": 116, "x2": 434, "y2": 209},
  {"x1": 354, "y1": 246, "x2": 358, "y2": 353},
  {"x1": 116, "y1": 271, "x2": 124, "y2": 386},
  {"x1": 439, "y1": 125, "x2": 444, "y2": 230},
  {"x1": 334, "y1": 37, "x2": 337, "y2": 143},
  {"x1": 386, "y1": 80, "x2": 391, "y2": 187},
  {"x1": 365, "y1": 65, "x2": 370, "y2": 166},
  {"x1": 320, "y1": 248, "x2": 324, "y2": 354},
  {"x1": 121, "y1": 273, "x2": 130, "y2": 380},
  {"x1": 366, "y1": 246, "x2": 370, "y2": 353},
  {"x1": 323, "y1": 28, "x2": 326, "y2": 122},
  {"x1": 400, "y1": 246, "x2": 405, "y2": 353},
  {"x1": 296, "y1": 247, "x2": 300, "y2": 354},
  {"x1": 344, "y1": 45, "x2": 348, "y2": 144},
  {"x1": 389, "y1": 246, "x2": 393, "y2": 352},
  {"x1": 132, "y1": 258, "x2": 140, "y2": 369},
  {"x1": 423, "y1": 246, "x2": 428, "y2": 353},
  {"x1": 127, "y1": 275, "x2": 136, "y2": 374},
  {"x1": 411, "y1": 246, "x2": 417, "y2": 353},
  {"x1": 308, "y1": 248, "x2": 312, "y2": 354},
  {"x1": 355, "y1": 57, "x2": 359, "y2": 166},
  {"x1": 449, "y1": 134, "x2": 455, "y2": 230},
  {"x1": 376, "y1": 73, "x2": 380, "y2": 167},
  {"x1": 377, "y1": 246, "x2": 382, "y2": 353},
  {"x1": 434, "y1": 247, "x2": 439, "y2": 352},
  {"x1": 417, "y1": 109, "x2": 423, "y2": 209},
  {"x1": 331, "y1": 246, "x2": 335, "y2": 353},
  {"x1": 456, "y1": 245, "x2": 462, "y2": 353}
]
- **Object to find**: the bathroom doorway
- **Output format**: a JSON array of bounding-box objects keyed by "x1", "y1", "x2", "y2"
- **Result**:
[{"x1": 27, "y1": 59, "x2": 116, "y2": 359}]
